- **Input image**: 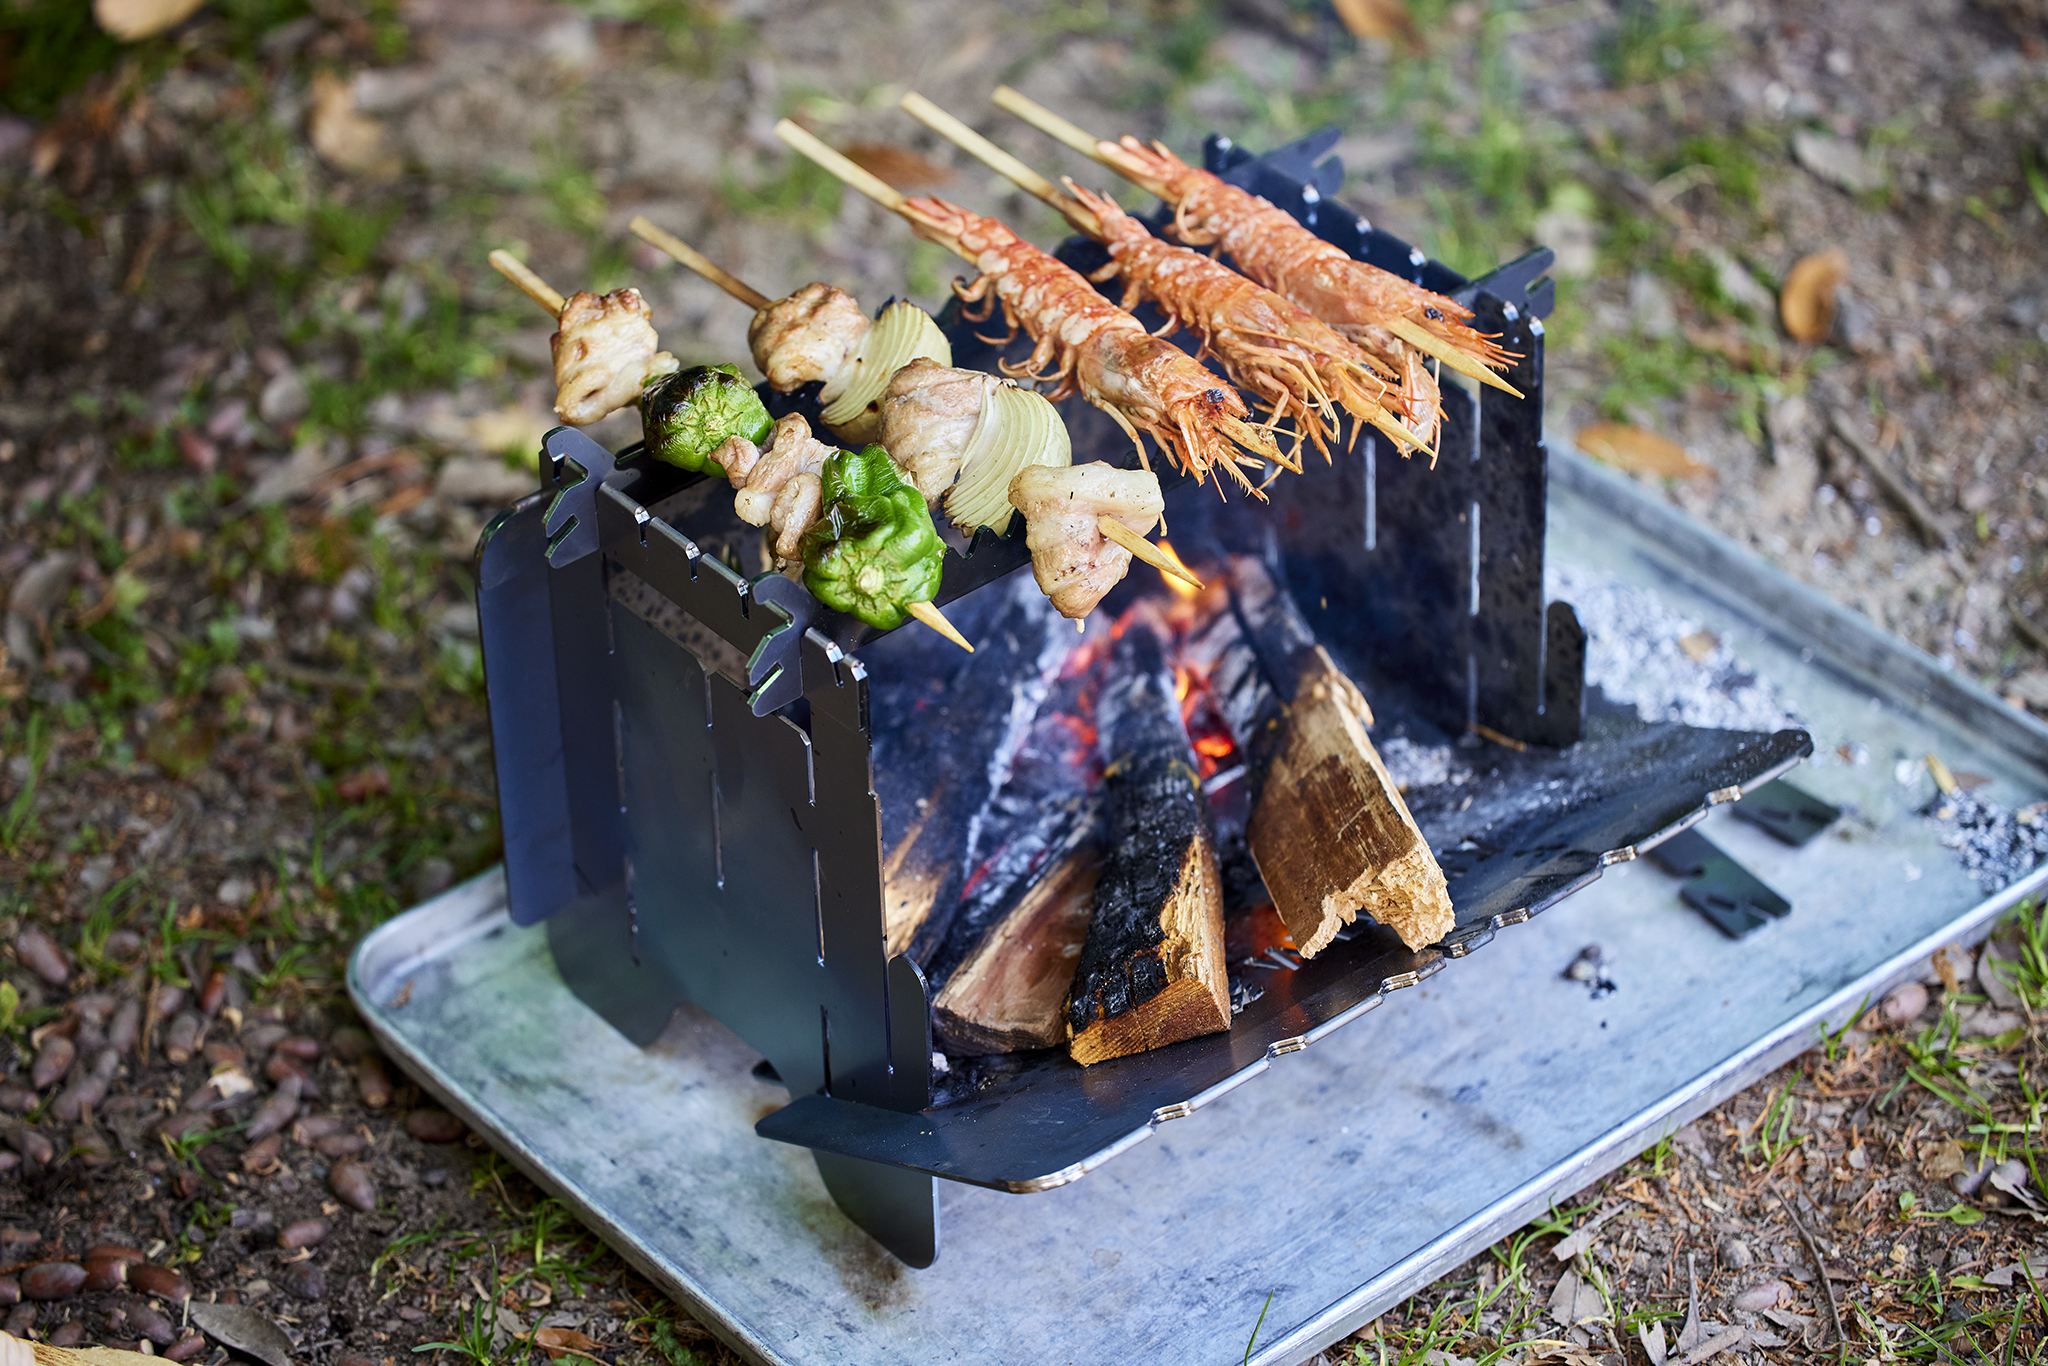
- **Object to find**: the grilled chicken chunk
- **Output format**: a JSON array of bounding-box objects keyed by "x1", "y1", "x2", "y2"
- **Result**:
[
  {"x1": 718, "y1": 413, "x2": 837, "y2": 564},
  {"x1": 551, "y1": 288, "x2": 674, "y2": 426},
  {"x1": 878, "y1": 358, "x2": 994, "y2": 501},
  {"x1": 1007, "y1": 463, "x2": 1165, "y2": 619},
  {"x1": 747, "y1": 283, "x2": 870, "y2": 393}
]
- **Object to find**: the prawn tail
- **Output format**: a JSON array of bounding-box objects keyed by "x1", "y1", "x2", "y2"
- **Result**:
[{"x1": 1415, "y1": 313, "x2": 1520, "y2": 372}]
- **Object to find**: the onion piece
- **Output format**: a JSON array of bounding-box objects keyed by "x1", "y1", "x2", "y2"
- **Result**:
[
  {"x1": 821, "y1": 302, "x2": 951, "y2": 445},
  {"x1": 943, "y1": 382, "x2": 1072, "y2": 536}
]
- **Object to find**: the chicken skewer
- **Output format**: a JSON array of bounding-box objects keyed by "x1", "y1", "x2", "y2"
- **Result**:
[
  {"x1": 773, "y1": 118, "x2": 1281, "y2": 499},
  {"x1": 990, "y1": 87, "x2": 1524, "y2": 399},
  {"x1": 899, "y1": 91, "x2": 1437, "y2": 461},
  {"x1": 486, "y1": 250, "x2": 975, "y2": 651},
  {"x1": 625, "y1": 218, "x2": 1202, "y2": 593}
]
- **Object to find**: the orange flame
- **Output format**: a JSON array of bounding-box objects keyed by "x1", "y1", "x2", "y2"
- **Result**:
[{"x1": 1158, "y1": 541, "x2": 1200, "y2": 599}]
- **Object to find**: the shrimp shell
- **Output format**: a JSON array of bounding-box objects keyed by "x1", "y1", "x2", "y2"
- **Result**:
[
  {"x1": 901, "y1": 195, "x2": 1275, "y2": 495},
  {"x1": 1068, "y1": 182, "x2": 1428, "y2": 463},
  {"x1": 1110, "y1": 138, "x2": 1515, "y2": 372}
]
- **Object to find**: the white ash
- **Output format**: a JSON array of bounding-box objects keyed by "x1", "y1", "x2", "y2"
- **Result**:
[
  {"x1": 1926, "y1": 792, "x2": 2048, "y2": 891},
  {"x1": 1548, "y1": 567, "x2": 1799, "y2": 732},
  {"x1": 1376, "y1": 735, "x2": 1472, "y2": 791}
]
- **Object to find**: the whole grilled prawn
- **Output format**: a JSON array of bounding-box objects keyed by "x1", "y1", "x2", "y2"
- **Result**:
[
  {"x1": 903, "y1": 195, "x2": 1278, "y2": 495},
  {"x1": 1115, "y1": 138, "x2": 1514, "y2": 371},
  {"x1": 989, "y1": 90, "x2": 1518, "y2": 393},
  {"x1": 1065, "y1": 181, "x2": 1435, "y2": 461}
]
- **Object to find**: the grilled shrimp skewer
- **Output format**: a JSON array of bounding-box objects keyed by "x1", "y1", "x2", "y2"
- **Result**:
[
  {"x1": 485, "y1": 249, "x2": 977, "y2": 651},
  {"x1": 774, "y1": 118, "x2": 1281, "y2": 498},
  {"x1": 624, "y1": 222, "x2": 1198, "y2": 593},
  {"x1": 900, "y1": 92, "x2": 1437, "y2": 461},
  {"x1": 992, "y1": 87, "x2": 1523, "y2": 399}
]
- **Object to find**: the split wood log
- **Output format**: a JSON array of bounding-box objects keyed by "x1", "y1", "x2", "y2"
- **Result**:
[
  {"x1": 927, "y1": 795, "x2": 1100, "y2": 1054},
  {"x1": 1221, "y1": 558, "x2": 1453, "y2": 955},
  {"x1": 1065, "y1": 614, "x2": 1231, "y2": 1066}
]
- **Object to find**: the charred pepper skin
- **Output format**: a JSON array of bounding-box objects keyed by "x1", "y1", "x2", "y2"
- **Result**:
[
  {"x1": 642, "y1": 363, "x2": 772, "y2": 472},
  {"x1": 800, "y1": 444, "x2": 946, "y2": 630}
]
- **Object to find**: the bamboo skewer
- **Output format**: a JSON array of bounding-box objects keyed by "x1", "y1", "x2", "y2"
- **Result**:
[
  {"x1": 804, "y1": 103, "x2": 1215, "y2": 588},
  {"x1": 900, "y1": 91, "x2": 1430, "y2": 460},
  {"x1": 489, "y1": 249, "x2": 566, "y2": 317},
  {"x1": 773, "y1": 119, "x2": 968, "y2": 256},
  {"x1": 899, "y1": 92, "x2": 1100, "y2": 234},
  {"x1": 988, "y1": 86, "x2": 1523, "y2": 398},
  {"x1": 626, "y1": 216, "x2": 772, "y2": 311},
  {"x1": 1097, "y1": 516, "x2": 1201, "y2": 589},
  {"x1": 907, "y1": 601, "x2": 974, "y2": 652},
  {"x1": 485, "y1": 246, "x2": 971, "y2": 653}
]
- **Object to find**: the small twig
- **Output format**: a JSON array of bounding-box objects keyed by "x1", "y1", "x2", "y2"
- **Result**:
[
  {"x1": 1826, "y1": 411, "x2": 1947, "y2": 549},
  {"x1": 1773, "y1": 1185, "x2": 1845, "y2": 1349}
]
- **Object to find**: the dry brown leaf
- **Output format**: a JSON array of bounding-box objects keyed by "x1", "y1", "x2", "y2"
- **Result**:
[
  {"x1": 1779, "y1": 249, "x2": 1848, "y2": 344},
  {"x1": 531, "y1": 1327, "x2": 608, "y2": 1362},
  {"x1": 1679, "y1": 630, "x2": 1718, "y2": 662},
  {"x1": 94, "y1": 0, "x2": 207, "y2": 40},
  {"x1": 1331, "y1": 0, "x2": 1422, "y2": 47},
  {"x1": 308, "y1": 71, "x2": 399, "y2": 179},
  {"x1": 1575, "y1": 422, "x2": 1712, "y2": 480},
  {"x1": 842, "y1": 142, "x2": 955, "y2": 190}
]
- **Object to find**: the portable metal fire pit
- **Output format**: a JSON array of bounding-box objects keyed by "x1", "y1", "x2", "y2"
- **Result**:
[
  {"x1": 420, "y1": 128, "x2": 1806, "y2": 1267},
  {"x1": 348, "y1": 129, "x2": 2048, "y2": 1363}
]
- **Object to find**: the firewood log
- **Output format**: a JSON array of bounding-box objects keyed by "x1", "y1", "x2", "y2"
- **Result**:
[
  {"x1": 870, "y1": 576, "x2": 1077, "y2": 960},
  {"x1": 928, "y1": 796, "x2": 1100, "y2": 1055},
  {"x1": 1065, "y1": 616, "x2": 1231, "y2": 1066},
  {"x1": 1225, "y1": 558, "x2": 1453, "y2": 955}
]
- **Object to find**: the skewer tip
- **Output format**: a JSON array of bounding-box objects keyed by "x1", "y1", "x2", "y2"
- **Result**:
[
  {"x1": 907, "y1": 600, "x2": 974, "y2": 652},
  {"x1": 1097, "y1": 515, "x2": 1203, "y2": 589}
]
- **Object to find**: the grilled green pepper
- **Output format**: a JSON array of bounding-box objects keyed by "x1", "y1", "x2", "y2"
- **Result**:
[
  {"x1": 642, "y1": 363, "x2": 772, "y2": 472},
  {"x1": 800, "y1": 444, "x2": 946, "y2": 630}
]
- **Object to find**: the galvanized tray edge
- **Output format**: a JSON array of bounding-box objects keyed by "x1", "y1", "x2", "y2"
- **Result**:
[
  {"x1": 1256, "y1": 860, "x2": 2048, "y2": 1365},
  {"x1": 1550, "y1": 447, "x2": 2048, "y2": 770},
  {"x1": 345, "y1": 873, "x2": 792, "y2": 1366},
  {"x1": 1264, "y1": 855, "x2": 2047, "y2": 1361}
]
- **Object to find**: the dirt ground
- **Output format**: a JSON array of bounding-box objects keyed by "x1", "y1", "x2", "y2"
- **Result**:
[{"x1": 1, "y1": 0, "x2": 2046, "y2": 1362}]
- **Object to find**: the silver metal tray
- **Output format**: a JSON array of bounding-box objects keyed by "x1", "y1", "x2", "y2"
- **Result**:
[{"x1": 349, "y1": 449, "x2": 2048, "y2": 1366}]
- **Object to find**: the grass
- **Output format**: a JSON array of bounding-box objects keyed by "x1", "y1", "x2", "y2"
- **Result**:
[{"x1": 1599, "y1": 0, "x2": 1720, "y2": 90}]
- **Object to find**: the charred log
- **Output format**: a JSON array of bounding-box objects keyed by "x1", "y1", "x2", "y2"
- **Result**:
[
  {"x1": 1226, "y1": 558, "x2": 1453, "y2": 955},
  {"x1": 1065, "y1": 617, "x2": 1231, "y2": 1066},
  {"x1": 868, "y1": 576, "x2": 1077, "y2": 961},
  {"x1": 929, "y1": 796, "x2": 1100, "y2": 1055}
]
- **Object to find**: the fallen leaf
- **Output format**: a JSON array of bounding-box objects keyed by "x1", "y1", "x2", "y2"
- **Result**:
[
  {"x1": 1983, "y1": 1254, "x2": 2047, "y2": 1286},
  {"x1": 841, "y1": 142, "x2": 955, "y2": 190},
  {"x1": 1330, "y1": 0, "x2": 1421, "y2": 47},
  {"x1": 308, "y1": 72, "x2": 398, "y2": 178},
  {"x1": 531, "y1": 1327, "x2": 608, "y2": 1362},
  {"x1": 1550, "y1": 1202, "x2": 1627, "y2": 1261},
  {"x1": 186, "y1": 1301, "x2": 296, "y2": 1366},
  {"x1": 1575, "y1": 422, "x2": 1712, "y2": 480},
  {"x1": 1638, "y1": 1320, "x2": 1668, "y2": 1366},
  {"x1": 1779, "y1": 250, "x2": 1848, "y2": 344},
  {"x1": 1546, "y1": 1267, "x2": 1607, "y2": 1326},
  {"x1": 1681, "y1": 1326, "x2": 1745, "y2": 1364},
  {"x1": 94, "y1": 0, "x2": 207, "y2": 40},
  {"x1": 35, "y1": 1346, "x2": 170, "y2": 1366},
  {"x1": 1679, "y1": 630, "x2": 1718, "y2": 662},
  {"x1": 1731, "y1": 1279, "x2": 1787, "y2": 1311}
]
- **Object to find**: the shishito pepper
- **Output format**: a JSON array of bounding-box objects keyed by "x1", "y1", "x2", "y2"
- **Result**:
[
  {"x1": 800, "y1": 444, "x2": 946, "y2": 630},
  {"x1": 642, "y1": 363, "x2": 772, "y2": 472}
]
